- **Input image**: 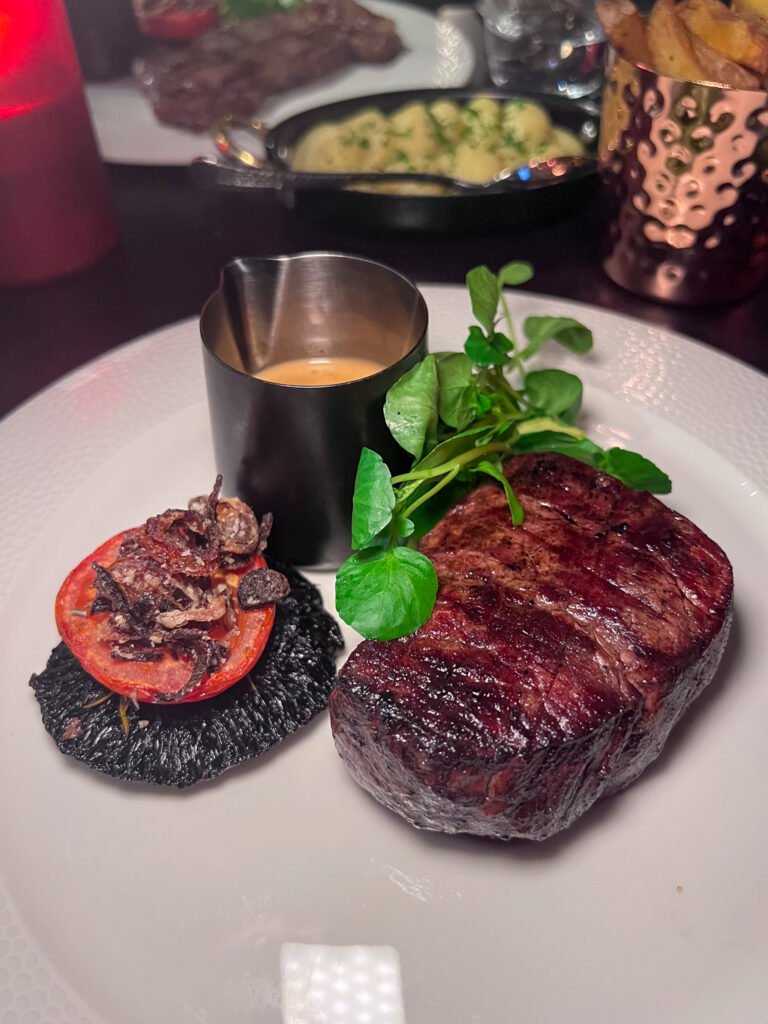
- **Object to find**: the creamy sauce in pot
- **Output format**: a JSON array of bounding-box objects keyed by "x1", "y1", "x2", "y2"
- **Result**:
[{"x1": 255, "y1": 356, "x2": 385, "y2": 386}]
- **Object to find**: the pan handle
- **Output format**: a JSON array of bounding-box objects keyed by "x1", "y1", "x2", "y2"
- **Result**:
[
  {"x1": 189, "y1": 158, "x2": 458, "y2": 193},
  {"x1": 211, "y1": 114, "x2": 271, "y2": 168},
  {"x1": 190, "y1": 158, "x2": 296, "y2": 192}
]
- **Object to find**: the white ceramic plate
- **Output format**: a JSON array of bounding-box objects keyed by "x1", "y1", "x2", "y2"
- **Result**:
[
  {"x1": 84, "y1": 1, "x2": 475, "y2": 166},
  {"x1": 1, "y1": 287, "x2": 767, "y2": 1024}
]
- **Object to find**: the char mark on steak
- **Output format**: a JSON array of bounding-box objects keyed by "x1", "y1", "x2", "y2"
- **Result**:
[{"x1": 330, "y1": 453, "x2": 734, "y2": 841}]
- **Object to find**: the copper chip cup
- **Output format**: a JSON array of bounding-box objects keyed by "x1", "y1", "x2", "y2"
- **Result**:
[
  {"x1": 599, "y1": 52, "x2": 768, "y2": 305},
  {"x1": 200, "y1": 252, "x2": 428, "y2": 570}
]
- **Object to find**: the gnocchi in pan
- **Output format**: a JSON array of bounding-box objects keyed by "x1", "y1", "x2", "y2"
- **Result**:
[{"x1": 289, "y1": 96, "x2": 585, "y2": 193}]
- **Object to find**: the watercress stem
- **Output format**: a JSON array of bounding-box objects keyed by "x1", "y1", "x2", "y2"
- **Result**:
[
  {"x1": 390, "y1": 441, "x2": 510, "y2": 484},
  {"x1": 499, "y1": 290, "x2": 526, "y2": 381},
  {"x1": 402, "y1": 466, "x2": 460, "y2": 519},
  {"x1": 490, "y1": 368, "x2": 521, "y2": 415}
]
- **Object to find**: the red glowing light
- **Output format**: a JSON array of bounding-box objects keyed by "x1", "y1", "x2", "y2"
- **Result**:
[
  {"x1": 0, "y1": 0, "x2": 81, "y2": 114},
  {"x1": 0, "y1": 0, "x2": 117, "y2": 283},
  {"x1": 0, "y1": 99, "x2": 40, "y2": 120}
]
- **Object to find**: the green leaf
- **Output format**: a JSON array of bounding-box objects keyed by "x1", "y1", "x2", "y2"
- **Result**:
[
  {"x1": 395, "y1": 514, "x2": 415, "y2": 538},
  {"x1": 350, "y1": 448, "x2": 396, "y2": 549},
  {"x1": 524, "y1": 369, "x2": 583, "y2": 422},
  {"x1": 384, "y1": 355, "x2": 440, "y2": 460},
  {"x1": 491, "y1": 331, "x2": 514, "y2": 353},
  {"x1": 434, "y1": 352, "x2": 477, "y2": 430},
  {"x1": 521, "y1": 317, "x2": 593, "y2": 359},
  {"x1": 508, "y1": 430, "x2": 605, "y2": 469},
  {"x1": 464, "y1": 326, "x2": 508, "y2": 367},
  {"x1": 220, "y1": 0, "x2": 302, "y2": 17},
  {"x1": 601, "y1": 448, "x2": 672, "y2": 494},
  {"x1": 336, "y1": 546, "x2": 438, "y2": 640},
  {"x1": 508, "y1": 434, "x2": 671, "y2": 493},
  {"x1": 476, "y1": 392, "x2": 493, "y2": 415},
  {"x1": 466, "y1": 266, "x2": 499, "y2": 333},
  {"x1": 497, "y1": 261, "x2": 534, "y2": 287},
  {"x1": 409, "y1": 424, "x2": 493, "y2": 472},
  {"x1": 471, "y1": 459, "x2": 524, "y2": 525},
  {"x1": 486, "y1": 420, "x2": 519, "y2": 445}
]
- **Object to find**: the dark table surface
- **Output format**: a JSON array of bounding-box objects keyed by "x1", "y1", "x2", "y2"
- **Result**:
[{"x1": 2, "y1": 160, "x2": 767, "y2": 422}]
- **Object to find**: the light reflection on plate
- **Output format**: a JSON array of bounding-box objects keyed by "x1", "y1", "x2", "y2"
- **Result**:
[{"x1": 281, "y1": 944, "x2": 405, "y2": 1024}]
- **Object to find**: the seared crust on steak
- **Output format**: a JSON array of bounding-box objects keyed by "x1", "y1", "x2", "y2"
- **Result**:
[{"x1": 330, "y1": 453, "x2": 734, "y2": 841}]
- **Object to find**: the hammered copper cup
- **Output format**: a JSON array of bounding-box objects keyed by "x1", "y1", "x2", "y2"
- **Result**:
[
  {"x1": 200, "y1": 253, "x2": 428, "y2": 570},
  {"x1": 599, "y1": 53, "x2": 768, "y2": 305}
]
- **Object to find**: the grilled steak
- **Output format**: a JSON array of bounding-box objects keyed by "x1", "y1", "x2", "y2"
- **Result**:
[
  {"x1": 137, "y1": 0, "x2": 403, "y2": 132},
  {"x1": 330, "y1": 453, "x2": 733, "y2": 841}
]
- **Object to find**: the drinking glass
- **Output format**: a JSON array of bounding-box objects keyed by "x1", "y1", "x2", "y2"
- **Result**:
[
  {"x1": 64, "y1": 0, "x2": 143, "y2": 81},
  {"x1": 478, "y1": 0, "x2": 607, "y2": 99}
]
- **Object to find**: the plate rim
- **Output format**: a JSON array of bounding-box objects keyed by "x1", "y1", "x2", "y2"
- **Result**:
[
  {"x1": 2, "y1": 284, "x2": 765, "y2": 488},
  {"x1": 5, "y1": 287, "x2": 766, "y2": 414}
]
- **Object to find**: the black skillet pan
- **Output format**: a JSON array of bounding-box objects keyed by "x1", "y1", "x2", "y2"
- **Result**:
[{"x1": 202, "y1": 87, "x2": 601, "y2": 235}]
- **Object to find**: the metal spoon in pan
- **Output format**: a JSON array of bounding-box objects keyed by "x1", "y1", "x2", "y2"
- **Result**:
[{"x1": 190, "y1": 154, "x2": 597, "y2": 196}]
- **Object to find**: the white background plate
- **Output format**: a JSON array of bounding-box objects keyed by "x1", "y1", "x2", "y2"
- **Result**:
[
  {"x1": 1, "y1": 287, "x2": 767, "y2": 1023},
  {"x1": 85, "y1": 1, "x2": 475, "y2": 166}
]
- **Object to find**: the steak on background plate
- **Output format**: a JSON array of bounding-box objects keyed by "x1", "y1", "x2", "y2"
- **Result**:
[
  {"x1": 330, "y1": 453, "x2": 734, "y2": 841},
  {"x1": 138, "y1": 0, "x2": 404, "y2": 132}
]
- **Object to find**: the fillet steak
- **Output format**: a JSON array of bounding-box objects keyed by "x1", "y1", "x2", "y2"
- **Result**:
[{"x1": 330, "y1": 453, "x2": 733, "y2": 841}]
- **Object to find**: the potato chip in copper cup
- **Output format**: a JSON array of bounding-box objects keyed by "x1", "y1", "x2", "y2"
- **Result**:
[{"x1": 599, "y1": 51, "x2": 768, "y2": 305}]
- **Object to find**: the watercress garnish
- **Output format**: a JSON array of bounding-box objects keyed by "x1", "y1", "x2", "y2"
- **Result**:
[
  {"x1": 220, "y1": 0, "x2": 303, "y2": 18},
  {"x1": 336, "y1": 263, "x2": 671, "y2": 641}
]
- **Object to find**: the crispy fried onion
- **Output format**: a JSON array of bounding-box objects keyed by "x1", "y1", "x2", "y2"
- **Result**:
[
  {"x1": 139, "y1": 508, "x2": 219, "y2": 576},
  {"x1": 89, "y1": 478, "x2": 283, "y2": 701},
  {"x1": 189, "y1": 487, "x2": 271, "y2": 564}
]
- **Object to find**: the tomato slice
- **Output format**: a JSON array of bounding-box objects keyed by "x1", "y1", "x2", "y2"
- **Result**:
[
  {"x1": 136, "y1": 6, "x2": 219, "y2": 40},
  {"x1": 55, "y1": 529, "x2": 274, "y2": 704}
]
